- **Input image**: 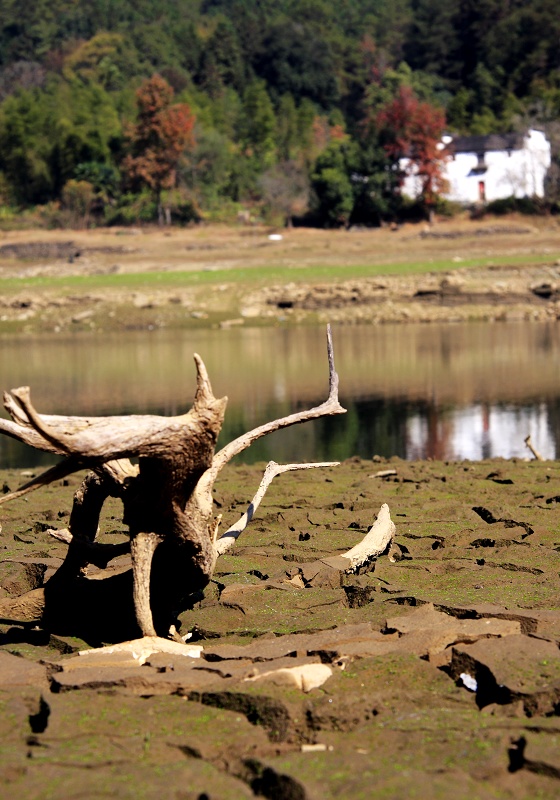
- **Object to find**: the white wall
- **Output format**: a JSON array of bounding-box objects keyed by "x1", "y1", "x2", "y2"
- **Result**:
[{"x1": 401, "y1": 129, "x2": 551, "y2": 204}]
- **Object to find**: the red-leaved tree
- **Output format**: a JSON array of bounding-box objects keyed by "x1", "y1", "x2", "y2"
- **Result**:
[
  {"x1": 377, "y1": 86, "x2": 448, "y2": 217},
  {"x1": 123, "y1": 75, "x2": 195, "y2": 224}
]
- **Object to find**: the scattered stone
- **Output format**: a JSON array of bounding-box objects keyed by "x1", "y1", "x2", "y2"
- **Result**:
[
  {"x1": 203, "y1": 623, "x2": 403, "y2": 666},
  {"x1": 385, "y1": 603, "x2": 521, "y2": 657},
  {"x1": 71, "y1": 309, "x2": 93, "y2": 323},
  {"x1": 0, "y1": 587, "x2": 45, "y2": 623},
  {"x1": 449, "y1": 635, "x2": 560, "y2": 714},
  {"x1": 434, "y1": 602, "x2": 560, "y2": 641},
  {"x1": 297, "y1": 557, "x2": 350, "y2": 588},
  {"x1": 132, "y1": 293, "x2": 155, "y2": 309},
  {"x1": 372, "y1": 469, "x2": 398, "y2": 478},
  {"x1": 246, "y1": 663, "x2": 332, "y2": 692},
  {"x1": 0, "y1": 651, "x2": 48, "y2": 688},
  {"x1": 440, "y1": 274, "x2": 465, "y2": 293},
  {"x1": 0, "y1": 559, "x2": 51, "y2": 595}
]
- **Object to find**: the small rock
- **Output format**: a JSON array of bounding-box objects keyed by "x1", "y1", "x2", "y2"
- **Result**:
[
  {"x1": 449, "y1": 635, "x2": 560, "y2": 714},
  {"x1": 385, "y1": 603, "x2": 521, "y2": 658},
  {"x1": 371, "y1": 469, "x2": 398, "y2": 478},
  {"x1": 245, "y1": 663, "x2": 332, "y2": 692},
  {"x1": 0, "y1": 651, "x2": 48, "y2": 688}
]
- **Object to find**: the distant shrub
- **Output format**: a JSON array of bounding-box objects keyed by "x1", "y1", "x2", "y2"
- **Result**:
[
  {"x1": 484, "y1": 196, "x2": 547, "y2": 216},
  {"x1": 164, "y1": 188, "x2": 202, "y2": 225},
  {"x1": 104, "y1": 192, "x2": 158, "y2": 225},
  {"x1": 433, "y1": 196, "x2": 461, "y2": 218}
]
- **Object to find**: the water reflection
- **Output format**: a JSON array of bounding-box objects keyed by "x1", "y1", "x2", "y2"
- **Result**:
[{"x1": 0, "y1": 322, "x2": 558, "y2": 467}]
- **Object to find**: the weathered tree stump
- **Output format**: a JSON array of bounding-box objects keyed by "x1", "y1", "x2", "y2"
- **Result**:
[{"x1": 0, "y1": 327, "x2": 395, "y2": 643}]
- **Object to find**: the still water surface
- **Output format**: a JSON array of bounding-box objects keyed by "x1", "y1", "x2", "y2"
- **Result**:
[{"x1": 1, "y1": 322, "x2": 559, "y2": 467}]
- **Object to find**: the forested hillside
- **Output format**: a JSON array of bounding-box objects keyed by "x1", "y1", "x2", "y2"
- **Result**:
[{"x1": 0, "y1": 0, "x2": 559, "y2": 227}]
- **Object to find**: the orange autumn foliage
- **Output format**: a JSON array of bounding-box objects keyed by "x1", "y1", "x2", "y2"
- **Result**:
[
  {"x1": 123, "y1": 74, "x2": 195, "y2": 200},
  {"x1": 377, "y1": 86, "x2": 448, "y2": 208}
]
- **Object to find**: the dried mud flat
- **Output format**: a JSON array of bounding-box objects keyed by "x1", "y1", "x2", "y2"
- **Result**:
[{"x1": 0, "y1": 457, "x2": 559, "y2": 799}]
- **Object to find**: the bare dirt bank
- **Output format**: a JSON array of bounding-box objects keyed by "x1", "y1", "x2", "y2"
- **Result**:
[
  {"x1": 1, "y1": 220, "x2": 560, "y2": 333},
  {"x1": 241, "y1": 264, "x2": 560, "y2": 325}
]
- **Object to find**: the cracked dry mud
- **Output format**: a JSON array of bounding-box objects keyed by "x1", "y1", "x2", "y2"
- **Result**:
[{"x1": 0, "y1": 457, "x2": 559, "y2": 799}]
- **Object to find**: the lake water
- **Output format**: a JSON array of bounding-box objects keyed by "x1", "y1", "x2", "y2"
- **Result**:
[{"x1": 0, "y1": 321, "x2": 559, "y2": 468}]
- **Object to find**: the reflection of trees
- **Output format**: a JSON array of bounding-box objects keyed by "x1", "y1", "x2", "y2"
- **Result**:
[
  {"x1": 351, "y1": 399, "x2": 411, "y2": 459},
  {"x1": 2, "y1": 393, "x2": 558, "y2": 470},
  {"x1": 424, "y1": 403, "x2": 453, "y2": 460},
  {"x1": 217, "y1": 397, "x2": 415, "y2": 463},
  {"x1": 480, "y1": 403, "x2": 491, "y2": 460},
  {"x1": 310, "y1": 398, "x2": 411, "y2": 460},
  {"x1": 404, "y1": 399, "x2": 454, "y2": 460},
  {"x1": 546, "y1": 398, "x2": 560, "y2": 458}
]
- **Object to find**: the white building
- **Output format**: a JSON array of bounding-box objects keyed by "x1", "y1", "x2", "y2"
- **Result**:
[{"x1": 401, "y1": 129, "x2": 551, "y2": 205}]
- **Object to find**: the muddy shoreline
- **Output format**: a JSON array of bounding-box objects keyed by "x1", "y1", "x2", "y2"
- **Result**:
[
  {"x1": 1, "y1": 457, "x2": 559, "y2": 798},
  {"x1": 1, "y1": 261, "x2": 560, "y2": 334},
  {"x1": 1, "y1": 223, "x2": 560, "y2": 333},
  {"x1": 1, "y1": 223, "x2": 559, "y2": 797}
]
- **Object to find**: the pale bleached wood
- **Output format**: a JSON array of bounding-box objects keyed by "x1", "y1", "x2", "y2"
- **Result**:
[
  {"x1": 211, "y1": 325, "x2": 344, "y2": 476},
  {"x1": 193, "y1": 325, "x2": 346, "y2": 517},
  {"x1": 131, "y1": 532, "x2": 162, "y2": 638},
  {"x1": 341, "y1": 503, "x2": 396, "y2": 570},
  {"x1": 77, "y1": 636, "x2": 203, "y2": 662},
  {"x1": 47, "y1": 527, "x2": 72, "y2": 543},
  {"x1": 0, "y1": 356, "x2": 226, "y2": 462},
  {"x1": 3, "y1": 390, "x2": 31, "y2": 425},
  {"x1": 215, "y1": 460, "x2": 340, "y2": 556},
  {"x1": 524, "y1": 434, "x2": 544, "y2": 461}
]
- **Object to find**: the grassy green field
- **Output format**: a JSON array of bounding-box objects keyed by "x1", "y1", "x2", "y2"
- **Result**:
[{"x1": 2, "y1": 248, "x2": 560, "y2": 294}]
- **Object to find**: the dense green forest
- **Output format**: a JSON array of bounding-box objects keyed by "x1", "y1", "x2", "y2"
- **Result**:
[{"x1": 0, "y1": 0, "x2": 559, "y2": 227}]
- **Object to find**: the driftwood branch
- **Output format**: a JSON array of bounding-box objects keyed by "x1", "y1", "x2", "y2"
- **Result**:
[
  {"x1": 208, "y1": 325, "x2": 344, "y2": 480},
  {"x1": 341, "y1": 503, "x2": 395, "y2": 570},
  {"x1": 131, "y1": 532, "x2": 162, "y2": 637},
  {"x1": 192, "y1": 325, "x2": 346, "y2": 520},
  {"x1": 47, "y1": 498, "x2": 396, "y2": 572},
  {"x1": 0, "y1": 357, "x2": 227, "y2": 463},
  {"x1": 524, "y1": 435, "x2": 544, "y2": 461},
  {"x1": 215, "y1": 460, "x2": 340, "y2": 556}
]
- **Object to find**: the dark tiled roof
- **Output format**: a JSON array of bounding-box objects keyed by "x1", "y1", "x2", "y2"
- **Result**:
[{"x1": 450, "y1": 132, "x2": 525, "y2": 154}]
